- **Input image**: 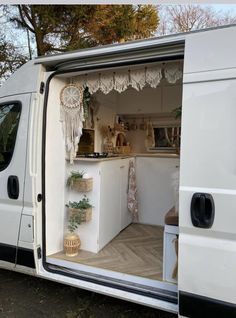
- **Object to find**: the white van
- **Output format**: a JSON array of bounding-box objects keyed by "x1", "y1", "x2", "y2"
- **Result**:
[{"x1": 0, "y1": 25, "x2": 236, "y2": 317}]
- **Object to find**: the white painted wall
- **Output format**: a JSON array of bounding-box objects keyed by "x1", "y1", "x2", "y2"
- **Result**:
[
  {"x1": 136, "y1": 157, "x2": 180, "y2": 226},
  {"x1": 93, "y1": 91, "x2": 118, "y2": 152},
  {"x1": 117, "y1": 80, "x2": 182, "y2": 115}
]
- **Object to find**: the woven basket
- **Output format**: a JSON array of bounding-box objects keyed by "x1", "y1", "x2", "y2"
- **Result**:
[
  {"x1": 71, "y1": 178, "x2": 93, "y2": 192},
  {"x1": 69, "y1": 207, "x2": 92, "y2": 223},
  {"x1": 64, "y1": 233, "x2": 81, "y2": 257},
  {"x1": 115, "y1": 145, "x2": 131, "y2": 154}
]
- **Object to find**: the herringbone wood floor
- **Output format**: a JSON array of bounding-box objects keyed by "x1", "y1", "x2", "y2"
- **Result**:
[{"x1": 52, "y1": 224, "x2": 164, "y2": 280}]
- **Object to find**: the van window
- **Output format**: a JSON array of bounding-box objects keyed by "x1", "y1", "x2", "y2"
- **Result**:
[{"x1": 0, "y1": 102, "x2": 21, "y2": 171}]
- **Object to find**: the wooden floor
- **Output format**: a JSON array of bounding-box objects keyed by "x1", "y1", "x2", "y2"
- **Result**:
[{"x1": 51, "y1": 224, "x2": 164, "y2": 281}]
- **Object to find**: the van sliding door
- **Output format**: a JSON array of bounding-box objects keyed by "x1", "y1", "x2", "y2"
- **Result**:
[
  {"x1": 0, "y1": 94, "x2": 32, "y2": 268},
  {"x1": 179, "y1": 26, "x2": 236, "y2": 317}
]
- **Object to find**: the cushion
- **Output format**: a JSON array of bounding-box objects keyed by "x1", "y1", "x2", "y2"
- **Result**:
[{"x1": 165, "y1": 207, "x2": 179, "y2": 226}]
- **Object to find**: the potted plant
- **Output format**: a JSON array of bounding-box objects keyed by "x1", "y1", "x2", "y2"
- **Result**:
[
  {"x1": 66, "y1": 195, "x2": 93, "y2": 223},
  {"x1": 67, "y1": 171, "x2": 93, "y2": 192},
  {"x1": 63, "y1": 214, "x2": 81, "y2": 257}
]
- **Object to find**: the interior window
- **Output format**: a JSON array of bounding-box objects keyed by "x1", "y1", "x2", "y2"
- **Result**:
[{"x1": 0, "y1": 102, "x2": 21, "y2": 171}]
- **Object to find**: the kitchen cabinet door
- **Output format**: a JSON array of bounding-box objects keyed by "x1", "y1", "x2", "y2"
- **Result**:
[{"x1": 99, "y1": 160, "x2": 121, "y2": 250}]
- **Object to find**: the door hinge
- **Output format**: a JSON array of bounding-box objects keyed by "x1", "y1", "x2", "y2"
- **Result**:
[
  {"x1": 37, "y1": 247, "x2": 42, "y2": 259},
  {"x1": 40, "y1": 82, "x2": 45, "y2": 94}
]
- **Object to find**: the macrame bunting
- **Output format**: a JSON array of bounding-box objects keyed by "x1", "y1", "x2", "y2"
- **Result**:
[
  {"x1": 60, "y1": 84, "x2": 84, "y2": 163},
  {"x1": 100, "y1": 72, "x2": 114, "y2": 94},
  {"x1": 114, "y1": 70, "x2": 130, "y2": 93},
  {"x1": 130, "y1": 69, "x2": 146, "y2": 91},
  {"x1": 164, "y1": 63, "x2": 183, "y2": 84},
  {"x1": 146, "y1": 65, "x2": 162, "y2": 88}
]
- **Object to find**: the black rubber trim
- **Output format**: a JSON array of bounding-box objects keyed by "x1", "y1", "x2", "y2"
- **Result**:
[
  {"x1": 16, "y1": 247, "x2": 35, "y2": 268},
  {"x1": 0, "y1": 243, "x2": 16, "y2": 263},
  {"x1": 41, "y1": 55, "x2": 184, "y2": 303},
  {"x1": 179, "y1": 291, "x2": 236, "y2": 318},
  {"x1": 0, "y1": 243, "x2": 35, "y2": 268}
]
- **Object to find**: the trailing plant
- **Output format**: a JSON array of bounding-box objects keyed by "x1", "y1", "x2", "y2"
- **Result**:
[
  {"x1": 67, "y1": 170, "x2": 85, "y2": 187},
  {"x1": 83, "y1": 87, "x2": 91, "y2": 119},
  {"x1": 66, "y1": 195, "x2": 92, "y2": 210}
]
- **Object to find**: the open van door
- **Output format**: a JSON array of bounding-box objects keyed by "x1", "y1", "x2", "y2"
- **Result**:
[
  {"x1": 179, "y1": 26, "x2": 236, "y2": 317},
  {"x1": 0, "y1": 94, "x2": 32, "y2": 268}
]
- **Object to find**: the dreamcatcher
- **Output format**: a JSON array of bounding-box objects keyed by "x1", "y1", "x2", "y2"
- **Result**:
[{"x1": 60, "y1": 84, "x2": 84, "y2": 163}]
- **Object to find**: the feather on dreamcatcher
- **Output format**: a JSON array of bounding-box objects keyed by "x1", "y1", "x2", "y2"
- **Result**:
[{"x1": 60, "y1": 84, "x2": 84, "y2": 163}]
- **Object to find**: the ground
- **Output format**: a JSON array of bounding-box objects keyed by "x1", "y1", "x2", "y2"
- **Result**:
[{"x1": 0, "y1": 269, "x2": 177, "y2": 318}]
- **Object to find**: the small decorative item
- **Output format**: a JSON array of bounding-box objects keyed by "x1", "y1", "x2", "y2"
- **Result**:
[
  {"x1": 66, "y1": 196, "x2": 93, "y2": 223},
  {"x1": 63, "y1": 214, "x2": 81, "y2": 257},
  {"x1": 67, "y1": 171, "x2": 93, "y2": 192},
  {"x1": 100, "y1": 125, "x2": 115, "y2": 154},
  {"x1": 139, "y1": 118, "x2": 147, "y2": 131}
]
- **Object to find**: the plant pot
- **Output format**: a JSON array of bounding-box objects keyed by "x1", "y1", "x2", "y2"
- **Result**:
[
  {"x1": 69, "y1": 207, "x2": 92, "y2": 223},
  {"x1": 70, "y1": 178, "x2": 93, "y2": 192},
  {"x1": 64, "y1": 233, "x2": 81, "y2": 257}
]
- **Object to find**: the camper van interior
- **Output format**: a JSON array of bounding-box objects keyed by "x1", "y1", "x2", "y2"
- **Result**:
[{"x1": 45, "y1": 59, "x2": 183, "y2": 291}]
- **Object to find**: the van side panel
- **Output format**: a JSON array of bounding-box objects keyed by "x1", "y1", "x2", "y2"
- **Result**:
[{"x1": 179, "y1": 26, "x2": 236, "y2": 315}]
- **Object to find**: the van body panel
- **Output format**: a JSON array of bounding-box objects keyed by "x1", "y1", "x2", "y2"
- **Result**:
[
  {"x1": 0, "y1": 63, "x2": 42, "y2": 99},
  {"x1": 179, "y1": 25, "x2": 236, "y2": 310},
  {"x1": 0, "y1": 94, "x2": 31, "y2": 250},
  {"x1": 0, "y1": 24, "x2": 236, "y2": 315},
  {"x1": 184, "y1": 26, "x2": 236, "y2": 74}
]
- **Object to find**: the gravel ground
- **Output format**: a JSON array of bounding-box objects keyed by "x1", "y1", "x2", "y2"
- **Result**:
[{"x1": 0, "y1": 269, "x2": 177, "y2": 318}]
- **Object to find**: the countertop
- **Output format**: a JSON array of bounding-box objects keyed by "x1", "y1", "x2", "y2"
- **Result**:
[{"x1": 69, "y1": 153, "x2": 179, "y2": 162}]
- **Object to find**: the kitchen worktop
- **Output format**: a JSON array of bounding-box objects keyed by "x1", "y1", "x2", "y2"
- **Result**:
[{"x1": 69, "y1": 153, "x2": 179, "y2": 162}]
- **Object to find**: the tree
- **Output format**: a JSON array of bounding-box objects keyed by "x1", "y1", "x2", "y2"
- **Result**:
[
  {"x1": 0, "y1": 37, "x2": 27, "y2": 84},
  {"x1": 10, "y1": 5, "x2": 159, "y2": 56},
  {"x1": 157, "y1": 5, "x2": 236, "y2": 35}
]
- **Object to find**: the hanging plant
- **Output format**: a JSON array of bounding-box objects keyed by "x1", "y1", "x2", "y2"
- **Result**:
[{"x1": 83, "y1": 87, "x2": 91, "y2": 119}]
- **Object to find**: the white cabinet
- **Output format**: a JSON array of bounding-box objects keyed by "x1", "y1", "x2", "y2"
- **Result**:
[
  {"x1": 98, "y1": 158, "x2": 132, "y2": 250},
  {"x1": 99, "y1": 160, "x2": 121, "y2": 250},
  {"x1": 68, "y1": 158, "x2": 133, "y2": 253}
]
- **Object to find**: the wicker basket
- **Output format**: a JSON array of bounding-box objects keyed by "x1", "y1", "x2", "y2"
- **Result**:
[
  {"x1": 115, "y1": 145, "x2": 131, "y2": 154},
  {"x1": 64, "y1": 233, "x2": 81, "y2": 257},
  {"x1": 69, "y1": 207, "x2": 92, "y2": 223},
  {"x1": 71, "y1": 178, "x2": 93, "y2": 192}
]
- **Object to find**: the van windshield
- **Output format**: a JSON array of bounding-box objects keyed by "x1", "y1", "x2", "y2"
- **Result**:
[{"x1": 0, "y1": 103, "x2": 21, "y2": 171}]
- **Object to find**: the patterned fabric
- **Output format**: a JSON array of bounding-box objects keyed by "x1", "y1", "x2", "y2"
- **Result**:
[{"x1": 127, "y1": 160, "x2": 139, "y2": 222}]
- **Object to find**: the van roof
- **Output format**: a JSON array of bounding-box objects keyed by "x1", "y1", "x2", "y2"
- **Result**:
[{"x1": 35, "y1": 24, "x2": 236, "y2": 71}]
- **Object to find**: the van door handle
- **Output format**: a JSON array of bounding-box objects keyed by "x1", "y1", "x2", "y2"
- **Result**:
[
  {"x1": 190, "y1": 193, "x2": 215, "y2": 228},
  {"x1": 7, "y1": 175, "x2": 19, "y2": 200}
]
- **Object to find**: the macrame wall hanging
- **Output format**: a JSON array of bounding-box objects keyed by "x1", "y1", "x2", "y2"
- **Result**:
[{"x1": 60, "y1": 84, "x2": 84, "y2": 163}]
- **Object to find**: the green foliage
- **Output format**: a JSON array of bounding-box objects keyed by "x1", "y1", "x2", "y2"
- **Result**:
[
  {"x1": 66, "y1": 195, "x2": 92, "y2": 210},
  {"x1": 67, "y1": 171, "x2": 85, "y2": 187},
  {"x1": 66, "y1": 196, "x2": 92, "y2": 232},
  {"x1": 67, "y1": 214, "x2": 81, "y2": 233},
  {"x1": 10, "y1": 5, "x2": 160, "y2": 56},
  {"x1": 83, "y1": 87, "x2": 91, "y2": 119},
  {"x1": 172, "y1": 106, "x2": 182, "y2": 119}
]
